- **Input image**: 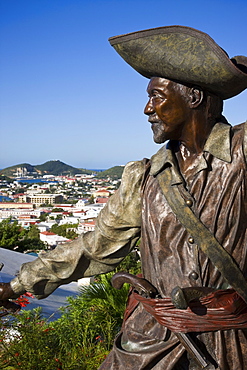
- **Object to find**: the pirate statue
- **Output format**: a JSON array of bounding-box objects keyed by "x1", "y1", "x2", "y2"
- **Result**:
[{"x1": 1, "y1": 26, "x2": 247, "y2": 369}]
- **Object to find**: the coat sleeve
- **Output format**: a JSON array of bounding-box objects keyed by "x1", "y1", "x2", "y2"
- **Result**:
[{"x1": 10, "y1": 160, "x2": 145, "y2": 299}]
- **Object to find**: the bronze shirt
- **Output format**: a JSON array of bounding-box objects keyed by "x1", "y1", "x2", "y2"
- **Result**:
[{"x1": 100, "y1": 122, "x2": 247, "y2": 369}]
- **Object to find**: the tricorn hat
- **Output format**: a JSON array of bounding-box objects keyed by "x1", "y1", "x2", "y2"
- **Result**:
[{"x1": 109, "y1": 25, "x2": 247, "y2": 100}]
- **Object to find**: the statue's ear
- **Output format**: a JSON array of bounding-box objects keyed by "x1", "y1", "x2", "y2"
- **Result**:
[{"x1": 189, "y1": 87, "x2": 204, "y2": 108}]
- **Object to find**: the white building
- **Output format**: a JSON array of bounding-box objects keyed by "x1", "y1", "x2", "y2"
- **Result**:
[
  {"x1": 59, "y1": 216, "x2": 81, "y2": 225},
  {"x1": 76, "y1": 199, "x2": 89, "y2": 209},
  {"x1": 0, "y1": 208, "x2": 42, "y2": 219},
  {"x1": 78, "y1": 221, "x2": 96, "y2": 234},
  {"x1": 39, "y1": 231, "x2": 70, "y2": 247},
  {"x1": 36, "y1": 222, "x2": 57, "y2": 232}
]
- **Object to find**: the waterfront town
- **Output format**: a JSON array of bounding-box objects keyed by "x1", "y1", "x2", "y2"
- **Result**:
[{"x1": 0, "y1": 166, "x2": 122, "y2": 252}]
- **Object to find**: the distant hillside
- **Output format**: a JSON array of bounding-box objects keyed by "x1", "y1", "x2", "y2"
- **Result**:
[
  {"x1": 35, "y1": 160, "x2": 93, "y2": 176},
  {"x1": 0, "y1": 173, "x2": 12, "y2": 182},
  {"x1": 95, "y1": 166, "x2": 124, "y2": 179},
  {"x1": 1, "y1": 160, "x2": 93, "y2": 177},
  {"x1": 1, "y1": 161, "x2": 124, "y2": 178},
  {"x1": 0, "y1": 163, "x2": 36, "y2": 177}
]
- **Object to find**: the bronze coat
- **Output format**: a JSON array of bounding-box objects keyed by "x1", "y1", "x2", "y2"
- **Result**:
[{"x1": 100, "y1": 122, "x2": 247, "y2": 369}]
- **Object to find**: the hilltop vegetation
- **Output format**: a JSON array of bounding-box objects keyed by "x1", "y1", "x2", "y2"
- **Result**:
[
  {"x1": 1, "y1": 163, "x2": 36, "y2": 177},
  {"x1": 0, "y1": 173, "x2": 12, "y2": 182},
  {"x1": 1, "y1": 160, "x2": 124, "y2": 179},
  {"x1": 1, "y1": 160, "x2": 94, "y2": 177},
  {"x1": 94, "y1": 166, "x2": 124, "y2": 179},
  {"x1": 35, "y1": 160, "x2": 92, "y2": 176}
]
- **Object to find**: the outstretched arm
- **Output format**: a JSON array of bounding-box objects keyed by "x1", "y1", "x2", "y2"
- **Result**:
[{"x1": 4, "y1": 160, "x2": 145, "y2": 300}]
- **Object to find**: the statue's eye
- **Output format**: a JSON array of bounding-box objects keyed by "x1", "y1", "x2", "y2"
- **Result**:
[{"x1": 151, "y1": 90, "x2": 164, "y2": 100}]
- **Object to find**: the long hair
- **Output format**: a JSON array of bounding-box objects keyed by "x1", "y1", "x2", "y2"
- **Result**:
[{"x1": 204, "y1": 92, "x2": 228, "y2": 125}]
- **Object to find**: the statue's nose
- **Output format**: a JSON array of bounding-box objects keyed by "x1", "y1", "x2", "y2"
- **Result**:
[{"x1": 144, "y1": 99, "x2": 154, "y2": 115}]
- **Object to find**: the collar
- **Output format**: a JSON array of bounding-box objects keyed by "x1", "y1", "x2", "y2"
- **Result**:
[
  {"x1": 203, "y1": 122, "x2": 231, "y2": 162},
  {"x1": 150, "y1": 122, "x2": 232, "y2": 178}
]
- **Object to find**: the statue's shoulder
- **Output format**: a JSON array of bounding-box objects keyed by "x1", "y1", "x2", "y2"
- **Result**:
[
  {"x1": 121, "y1": 159, "x2": 148, "y2": 187},
  {"x1": 122, "y1": 159, "x2": 147, "y2": 176}
]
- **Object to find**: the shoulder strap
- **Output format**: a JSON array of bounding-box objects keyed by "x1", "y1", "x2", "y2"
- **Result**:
[{"x1": 157, "y1": 169, "x2": 247, "y2": 304}]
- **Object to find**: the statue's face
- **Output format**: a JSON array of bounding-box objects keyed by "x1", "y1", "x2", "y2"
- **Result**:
[{"x1": 144, "y1": 77, "x2": 191, "y2": 144}]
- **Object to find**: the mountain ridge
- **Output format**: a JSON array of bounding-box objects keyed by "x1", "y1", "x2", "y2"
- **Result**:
[{"x1": 0, "y1": 160, "x2": 124, "y2": 179}]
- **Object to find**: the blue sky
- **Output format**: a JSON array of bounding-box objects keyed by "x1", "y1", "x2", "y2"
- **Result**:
[{"x1": 1, "y1": 0, "x2": 247, "y2": 170}]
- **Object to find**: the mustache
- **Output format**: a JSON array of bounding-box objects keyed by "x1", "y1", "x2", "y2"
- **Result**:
[
  {"x1": 148, "y1": 118, "x2": 162, "y2": 124},
  {"x1": 147, "y1": 114, "x2": 162, "y2": 124}
]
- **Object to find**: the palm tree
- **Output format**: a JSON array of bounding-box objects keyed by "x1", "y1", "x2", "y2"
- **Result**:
[{"x1": 78, "y1": 272, "x2": 130, "y2": 346}]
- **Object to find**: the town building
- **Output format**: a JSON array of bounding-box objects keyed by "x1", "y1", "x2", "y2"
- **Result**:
[
  {"x1": 78, "y1": 221, "x2": 96, "y2": 233},
  {"x1": 0, "y1": 208, "x2": 42, "y2": 219},
  {"x1": 0, "y1": 202, "x2": 34, "y2": 210},
  {"x1": 19, "y1": 194, "x2": 63, "y2": 206},
  {"x1": 39, "y1": 231, "x2": 70, "y2": 248}
]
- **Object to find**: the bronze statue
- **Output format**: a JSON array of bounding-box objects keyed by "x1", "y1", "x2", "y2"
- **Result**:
[{"x1": 1, "y1": 26, "x2": 247, "y2": 369}]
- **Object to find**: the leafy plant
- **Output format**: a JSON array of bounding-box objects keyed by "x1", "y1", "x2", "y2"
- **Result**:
[
  {"x1": 51, "y1": 223, "x2": 79, "y2": 240},
  {"x1": 0, "y1": 248, "x2": 141, "y2": 369},
  {"x1": 0, "y1": 218, "x2": 26, "y2": 250},
  {"x1": 0, "y1": 219, "x2": 46, "y2": 252}
]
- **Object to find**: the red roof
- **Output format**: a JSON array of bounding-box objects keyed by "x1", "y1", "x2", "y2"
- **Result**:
[
  {"x1": 80, "y1": 221, "x2": 96, "y2": 226},
  {"x1": 56, "y1": 205, "x2": 73, "y2": 208},
  {"x1": 96, "y1": 198, "x2": 108, "y2": 204},
  {"x1": 0, "y1": 202, "x2": 31, "y2": 206},
  {"x1": 40, "y1": 231, "x2": 56, "y2": 236}
]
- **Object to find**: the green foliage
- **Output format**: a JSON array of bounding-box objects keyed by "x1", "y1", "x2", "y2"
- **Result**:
[
  {"x1": 21, "y1": 225, "x2": 46, "y2": 251},
  {"x1": 0, "y1": 246, "x2": 141, "y2": 369},
  {"x1": 39, "y1": 213, "x2": 48, "y2": 222},
  {"x1": 79, "y1": 273, "x2": 130, "y2": 325},
  {"x1": 0, "y1": 173, "x2": 13, "y2": 182},
  {"x1": 0, "y1": 219, "x2": 46, "y2": 252},
  {"x1": 88, "y1": 195, "x2": 94, "y2": 204},
  {"x1": 0, "y1": 308, "x2": 61, "y2": 370},
  {"x1": 0, "y1": 273, "x2": 129, "y2": 370},
  {"x1": 13, "y1": 187, "x2": 25, "y2": 195},
  {"x1": 0, "y1": 218, "x2": 26, "y2": 250},
  {"x1": 44, "y1": 187, "x2": 57, "y2": 194},
  {"x1": 0, "y1": 163, "x2": 35, "y2": 177},
  {"x1": 95, "y1": 166, "x2": 124, "y2": 179},
  {"x1": 51, "y1": 223, "x2": 78, "y2": 240},
  {"x1": 61, "y1": 199, "x2": 78, "y2": 205},
  {"x1": 35, "y1": 161, "x2": 80, "y2": 176},
  {"x1": 26, "y1": 224, "x2": 39, "y2": 239},
  {"x1": 52, "y1": 208, "x2": 64, "y2": 212},
  {"x1": 114, "y1": 249, "x2": 141, "y2": 275},
  {"x1": 0, "y1": 308, "x2": 91, "y2": 370},
  {"x1": 1, "y1": 161, "x2": 94, "y2": 177},
  {"x1": 1, "y1": 161, "x2": 125, "y2": 181}
]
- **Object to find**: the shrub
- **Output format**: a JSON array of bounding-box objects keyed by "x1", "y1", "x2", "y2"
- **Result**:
[{"x1": 0, "y1": 249, "x2": 141, "y2": 369}]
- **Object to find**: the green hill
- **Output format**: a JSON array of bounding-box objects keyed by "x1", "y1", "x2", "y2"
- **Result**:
[
  {"x1": 35, "y1": 160, "x2": 92, "y2": 176},
  {"x1": 95, "y1": 166, "x2": 124, "y2": 179},
  {"x1": 0, "y1": 173, "x2": 13, "y2": 182},
  {"x1": 0, "y1": 163, "x2": 36, "y2": 177},
  {"x1": 1, "y1": 161, "x2": 93, "y2": 177},
  {"x1": 1, "y1": 161, "x2": 124, "y2": 178}
]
